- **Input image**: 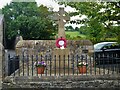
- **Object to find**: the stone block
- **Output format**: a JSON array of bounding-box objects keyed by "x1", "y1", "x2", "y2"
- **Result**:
[{"x1": 52, "y1": 48, "x2": 73, "y2": 73}]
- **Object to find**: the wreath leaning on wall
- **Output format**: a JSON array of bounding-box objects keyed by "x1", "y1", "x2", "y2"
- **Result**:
[{"x1": 56, "y1": 37, "x2": 67, "y2": 48}]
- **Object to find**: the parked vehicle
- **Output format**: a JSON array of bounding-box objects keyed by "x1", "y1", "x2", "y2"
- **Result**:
[{"x1": 94, "y1": 42, "x2": 120, "y2": 64}]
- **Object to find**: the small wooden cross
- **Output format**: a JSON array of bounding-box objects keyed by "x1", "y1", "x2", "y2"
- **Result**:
[{"x1": 52, "y1": 7, "x2": 70, "y2": 38}]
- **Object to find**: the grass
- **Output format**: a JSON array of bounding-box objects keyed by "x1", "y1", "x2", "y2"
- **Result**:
[
  {"x1": 65, "y1": 31, "x2": 86, "y2": 38},
  {"x1": 65, "y1": 31, "x2": 117, "y2": 43}
]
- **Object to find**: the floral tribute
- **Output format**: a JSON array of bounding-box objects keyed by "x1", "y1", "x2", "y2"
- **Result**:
[
  {"x1": 34, "y1": 61, "x2": 46, "y2": 67},
  {"x1": 77, "y1": 62, "x2": 88, "y2": 67},
  {"x1": 56, "y1": 37, "x2": 67, "y2": 48}
]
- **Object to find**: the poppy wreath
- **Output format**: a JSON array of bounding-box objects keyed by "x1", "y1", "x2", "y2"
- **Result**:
[{"x1": 56, "y1": 37, "x2": 67, "y2": 48}]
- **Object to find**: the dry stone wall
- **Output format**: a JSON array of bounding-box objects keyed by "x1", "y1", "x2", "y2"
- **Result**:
[
  {"x1": 15, "y1": 40, "x2": 93, "y2": 57},
  {"x1": 0, "y1": 14, "x2": 4, "y2": 90}
]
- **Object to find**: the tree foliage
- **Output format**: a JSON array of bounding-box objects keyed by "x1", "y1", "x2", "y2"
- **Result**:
[
  {"x1": 65, "y1": 25, "x2": 74, "y2": 31},
  {"x1": 60, "y1": 2, "x2": 120, "y2": 43},
  {"x1": 2, "y1": 2, "x2": 56, "y2": 49},
  {"x1": 0, "y1": 9, "x2": 2, "y2": 14}
]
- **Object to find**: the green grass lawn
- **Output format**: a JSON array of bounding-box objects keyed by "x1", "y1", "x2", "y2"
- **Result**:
[
  {"x1": 65, "y1": 31, "x2": 86, "y2": 38},
  {"x1": 65, "y1": 31, "x2": 117, "y2": 42}
]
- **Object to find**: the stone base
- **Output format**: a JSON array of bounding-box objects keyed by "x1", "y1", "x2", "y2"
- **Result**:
[
  {"x1": 52, "y1": 48, "x2": 72, "y2": 72},
  {"x1": 2, "y1": 75, "x2": 120, "y2": 89}
]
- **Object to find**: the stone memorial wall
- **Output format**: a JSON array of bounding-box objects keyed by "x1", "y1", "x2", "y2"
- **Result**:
[{"x1": 16, "y1": 40, "x2": 93, "y2": 57}]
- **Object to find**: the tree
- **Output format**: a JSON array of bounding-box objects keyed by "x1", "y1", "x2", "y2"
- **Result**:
[
  {"x1": 2, "y1": 2, "x2": 56, "y2": 49},
  {"x1": 65, "y1": 25, "x2": 74, "y2": 31},
  {"x1": 74, "y1": 27, "x2": 79, "y2": 31},
  {"x1": 59, "y1": 2, "x2": 120, "y2": 43},
  {"x1": 0, "y1": 9, "x2": 2, "y2": 14}
]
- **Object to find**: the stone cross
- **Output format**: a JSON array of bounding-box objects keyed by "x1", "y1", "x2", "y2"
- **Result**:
[{"x1": 53, "y1": 7, "x2": 70, "y2": 38}]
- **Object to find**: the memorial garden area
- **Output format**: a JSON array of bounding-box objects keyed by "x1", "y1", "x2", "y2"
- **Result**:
[{"x1": 0, "y1": 1, "x2": 120, "y2": 89}]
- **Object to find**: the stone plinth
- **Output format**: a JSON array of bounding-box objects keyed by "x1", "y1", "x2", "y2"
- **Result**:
[{"x1": 52, "y1": 48, "x2": 72, "y2": 74}]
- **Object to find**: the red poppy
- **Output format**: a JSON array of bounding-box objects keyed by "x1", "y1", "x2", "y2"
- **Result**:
[{"x1": 56, "y1": 37, "x2": 67, "y2": 48}]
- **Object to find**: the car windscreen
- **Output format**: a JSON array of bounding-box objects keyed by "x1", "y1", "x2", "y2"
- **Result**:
[
  {"x1": 94, "y1": 42, "x2": 117, "y2": 50},
  {"x1": 94, "y1": 43, "x2": 107, "y2": 50}
]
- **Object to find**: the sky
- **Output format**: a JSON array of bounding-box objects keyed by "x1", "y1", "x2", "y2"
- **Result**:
[
  {"x1": 0, "y1": 0, "x2": 75, "y2": 11},
  {"x1": 0, "y1": 0, "x2": 84, "y2": 28}
]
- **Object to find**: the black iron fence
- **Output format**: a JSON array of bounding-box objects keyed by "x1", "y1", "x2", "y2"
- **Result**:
[
  {"x1": 6, "y1": 53, "x2": 120, "y2": 77},
  {"x1": 8, "y1": 55, "x2": 19, "y2": 76}
]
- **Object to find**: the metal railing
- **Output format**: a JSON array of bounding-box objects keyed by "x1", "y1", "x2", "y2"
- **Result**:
[{"x1": 5, "y1": 53, "x2": 120, "y2": 77}]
